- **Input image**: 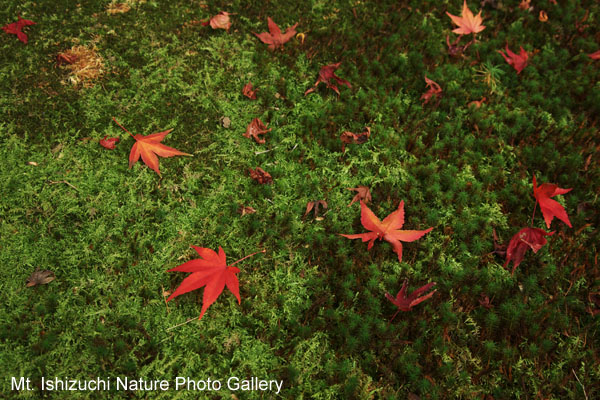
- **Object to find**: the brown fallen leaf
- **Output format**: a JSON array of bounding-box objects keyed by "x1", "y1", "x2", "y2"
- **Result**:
[
  {"x1": 107, "y1": 2, "x2": 131, "y2": 14},
  {"x1": 26, "y1": 268, "x2": 55, "y2": 287},
  {"x1": 57, "y1": 45, "x2": 105, "y2": 88},
  {"x1": 238, "y1": 205, "x2": 256, "y2": 216},
  {"x1": 340, "y1": 127, "x2": 370, "y2": 152},
  {"x1": 244, "y1": 118, "x2": 271, "y2": 144},
  {"x1": 202, "y1": 11, "x2": 232, "y2": 31},
  {"x1": 347, "y1": 186, "x2": 371, "y2": 206},
  {"x1": 242, "y1": 82, "x2": 257, "y2": 99},
  {"x1": 303, "y1": 200, "x2": 327, "y2": 219},
  {"x1": 249, "y1": 167, "x2": 272, "y2": 184}
]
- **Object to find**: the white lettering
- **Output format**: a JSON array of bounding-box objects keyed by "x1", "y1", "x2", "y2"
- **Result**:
[{"x1": 227, "y1": 376, "x2": 239, "y2": 391}]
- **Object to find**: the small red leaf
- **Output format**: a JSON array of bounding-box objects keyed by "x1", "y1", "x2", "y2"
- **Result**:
[
  {"x1": 386, "y1": 279, "x2": 437, "y2": 317},
  {"x1": 504, "y1": 227, "x2": 554, "y2": 275},
  {"x1": 254, "y1": 17, "x2": 298, "y2": 50},
  {"x1": 242, "y1": 82, "x2": 257, "y2": 99},
  {"x1": 421, "y1": 76, "x2": 442, "y2": 105},
  {"x1": 99, "y1": 136, "x2": 119, "y2": 150},
  {"x1": 249, "y1": 167, "x2": 273, "y2": 184},
  {"x1": 498, "y1": 44, "x2": 530, "y2": 74},
  {"x1": 244, "y1": 118, "x2": 271, "y2": 144},
  {"x1": 304, "y1": 62, "x2": 352, "y2": 96},
  {"x1": 203, "y1": 12, "x2": 231, "y2": 31},
  {"x1": 2, "y1": 16, "x2": 35, "y2": 44},
  {"x1": 533, "y1": 175, "x2": 572, "y2": 228}
]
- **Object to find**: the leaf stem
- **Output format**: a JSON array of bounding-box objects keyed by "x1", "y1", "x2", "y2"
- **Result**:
[
  {"x1": 112, "y1": 117, "x2": 136, "y2": 139},
  {"x1": 530, "y1": 202, "x2": 537, "y2": 227},
  {"x1": 229, "y1": 249, "x2": 266, "y2": 268}
]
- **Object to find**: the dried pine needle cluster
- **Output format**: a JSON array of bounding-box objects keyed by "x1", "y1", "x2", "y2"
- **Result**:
[{"x1": 58, "y1": 45, "x2": 105, "y2": 88}]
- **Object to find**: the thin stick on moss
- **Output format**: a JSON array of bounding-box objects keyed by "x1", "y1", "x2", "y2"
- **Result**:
[
  {"x1": 572, "y1": 369, "x2": 588, "y2": 400},
  {"x1": 48, "y1": 180, "x2": 79, "y2": 191},
  {"x1": 165, "y1": 317, "x2": 196, "y2": 331}
]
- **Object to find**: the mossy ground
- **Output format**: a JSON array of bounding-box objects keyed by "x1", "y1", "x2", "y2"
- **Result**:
[{"x1": 1, "y1": 0, "x2": 599, "y2": 399}]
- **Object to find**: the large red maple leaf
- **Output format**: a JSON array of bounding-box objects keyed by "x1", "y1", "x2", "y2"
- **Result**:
[
  {"x1": 386, "y1": 279, "x2": 437, "y2": 320},
  {"x1": 2, "y1": 16, "x2": 35, "y2": 44},
  {"x1": 167, "y1": 246, "x2": 264, "y2": 320},
  {"x1": 254, "y1": 17, "x2": 298, "y2": 50},
  {"x1": 504, "y1": 227, "x2": 554, "y2": 275},
  {"x1": 340, "y1": 201, "x2": 433, "y2": 262},
  {"x1": 446, "y1": 0, "x2": 485, "y2": 36},
  {"x1": 533, "y1": 175, "x2": 572, "y2": 228},
  {"x1": 113, "y1": 117, "x2": 191, "y2": 176}
]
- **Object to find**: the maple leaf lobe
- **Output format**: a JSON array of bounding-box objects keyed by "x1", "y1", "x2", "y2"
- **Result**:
[
  {"x1": 305, "y1": 62, "x2": 352, "y2": 96},
  {"x1": 2, "y1": 16, "x2": 36, "y2": 44}
]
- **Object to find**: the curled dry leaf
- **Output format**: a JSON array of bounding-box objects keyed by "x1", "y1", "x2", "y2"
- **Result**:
[
  {"x1": 244, "y1": 118, "x2": 271, "y2": 144},
  {"x1": 202, "y1": 12, "x2": 231, "y2": 31},
  {"x1": 340, "y1": 127, "x2": 370, "y2": 152},
  {"x1": 421, "y1": 76, "x2": 442, "y2": 105},
  {"x1": 26, "y1": 268, "x2": 55, "y2": 287},
  {"x1": 498, "y1": 44, "x2": 530, "y2": 74},
  {"x1": 249, "y1": 167, "x2": 272, "y2": 184},
  {"x1": 107, "y1": 2, "x2": 131, "y2": 14},
  {"x1": 303, "y1": 200, "x2": 328, "y2": 219},
  {"x1": 538, "y1": 10, "x2": 548, "y2": 22},
  {"x1": 519, "y1": 0, "x2": 531, "y2": 11},
  {"x1": 504, "y1": 227, "x2": 554, "y2": 275},
  {"x1": 99, "y1": 136, "x2": 119, "y2": 150},
  {"x1": 2, "y1": 16, "x2": 35, "y2": 44},
  {"x1": 479, "y1": 293, "x2": 493, "y2": 309},
  {"x1": 385, "y1": 279, "x2": 437, "y2": 319},
  {"x1": 446, "y1": 35, "x2": 473, "y2": 57},
  {"x1": 254, "y1": 17, "x2": 298, "y2": 50},
  {"x1": 238, "y1": 205, "x2": 256, "y2": 216},
  {"x1": 221, "y1": 116, "x2": 231, "y2": 128},
  {"x1": 304, "y1": 62, "x2": 351, "y2": 96},
  {"x1": 468, "y1": 97, "x2": 486, "y2": 108},
  {"x1": 242, "y1": 82, "x2": 257, "y2": 99},
  {"x1": 347, "y1": 186, "x2": 371, "y2": 207}
]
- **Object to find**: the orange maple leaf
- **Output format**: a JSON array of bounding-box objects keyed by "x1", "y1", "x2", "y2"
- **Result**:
[
  {"x1": 167, "y1": 246, "x2": 265, "y2": 320},
  {"x1": 340, "y1": 201, "x2": 433, "y2": 262},
  {"x1": 446, "y1": 0, "x2": 485, "y2": 35},
  {"x1": 113, "y1": 117, "x2": 191, "y2": 176}
]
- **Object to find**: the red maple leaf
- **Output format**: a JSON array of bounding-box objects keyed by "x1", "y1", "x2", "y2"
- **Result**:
[
  {"x1": 421, "y1": 76, "x2": 442, "y2": 105},
  {"x1": 588, "y1": 50, "x2": 600, "y2": 60},
  {"x1": 446, "y1": 0, "x2": 485, "y2": 35},
  {"x1": 386, "y1": 279, "x2": 437, "y2": 320},
  {"x1": 533, "y1": 175, "x2": 572, "y2": 228},
  {"x1": 340, "y1": 201, "x2": 433, "y2": 263},
  {"x1": 99, "y1": 136, "x2": 119, "y2": 150},
  {"x1": 504, "y1": 227, "x2": 554, "y2": 275},
  {"x1": 253, "y1": 17, "x2": 298, "y2": 50},
  {"x1": 305, "y1": 62, "x2": 352, "y2": 96},
  {"x1": 201, "y1": 12, "x2": 231, "y2": 31},
  {"x1": 242, "y1": 82, "x2": 257, "y2": 99},
  {"x1": 498, "y1": 44, "x2": 530, "y2": 74},
  {"x1": 2, "y1": 16, "x2": 35, "y2": 44},
  {"x1": 112, "y1": 117, "x2": 191, "y2": 176},
  {"x1": 167, "y1": 246, "x2": 265, "y2": 320}
]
